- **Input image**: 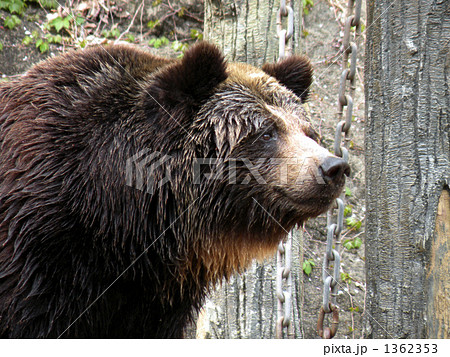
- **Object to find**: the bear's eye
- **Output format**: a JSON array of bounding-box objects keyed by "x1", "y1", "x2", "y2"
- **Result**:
[{"x1": 260, "y1": 127, "x2": 277, "y2": 142}]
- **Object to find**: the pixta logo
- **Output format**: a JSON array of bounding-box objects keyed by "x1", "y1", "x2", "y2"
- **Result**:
[{"x1": 126, "y1": 149, "x2": 172, "y2": 194}]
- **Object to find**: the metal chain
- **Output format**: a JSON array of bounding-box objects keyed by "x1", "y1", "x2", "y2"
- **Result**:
[
  {"x1": 318, "y1": 0, "x2": 361, "y2": 339},
  {"x1": 276, "y1": 232, "x2": 293, "y2": 338},
  {"x1": 276, "y1": 0, "x2": 294, "y2": 60},
  {"x1": 276, "y1": 0, "x2": 294, "y2": 339}
]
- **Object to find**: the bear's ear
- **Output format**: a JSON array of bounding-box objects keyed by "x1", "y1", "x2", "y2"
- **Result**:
[
  {"x1": 262, "y1": 56, "x2": 313, "y2": 102},
  {"x1": 152, "y1": 42, "x2": 228, "y2": 112}
]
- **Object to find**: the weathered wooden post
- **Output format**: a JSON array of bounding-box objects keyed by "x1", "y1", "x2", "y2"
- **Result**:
[{"x1": 365, "y1": 0, "x2": 450, "y2": 338}]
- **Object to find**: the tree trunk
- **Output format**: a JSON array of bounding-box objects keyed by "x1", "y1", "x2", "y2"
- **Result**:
[
  {"x1": 365, "y1": 0, "x2": 450, "y2": 338},
  {"x1": 204, "y1": 0, "x2": 304, "y2": 66},
  {"x1": 199, "y1": 0, "x2": 305, "y2": 339}
]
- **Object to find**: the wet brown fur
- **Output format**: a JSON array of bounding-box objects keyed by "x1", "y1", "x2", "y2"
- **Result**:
[{"x1": 0, "y1": 43, "x2": 345, "y2": 338}]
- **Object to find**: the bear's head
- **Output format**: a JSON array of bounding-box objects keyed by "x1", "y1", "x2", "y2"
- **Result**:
[{"x1": 145, "y1": 42, "x2": 349, "y2": 278}]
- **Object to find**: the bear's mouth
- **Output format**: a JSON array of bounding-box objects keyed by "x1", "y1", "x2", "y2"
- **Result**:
[{"x1": 272, "y1": 185, "x2": 341, "y2": 220}]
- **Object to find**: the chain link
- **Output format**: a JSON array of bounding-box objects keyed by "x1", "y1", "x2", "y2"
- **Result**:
[
  {"x1": 276, "y1": 0, "x2": 294, "y2": 339},
  {"x1": 318, "y1": 0, "x2": 361, "y2": 339},
  {"x1": 276, "y1": 232, "x2": 293, "y2": 338},
  {"x1": 276, "y1": 0, "x2": 294, "y2": 60}
]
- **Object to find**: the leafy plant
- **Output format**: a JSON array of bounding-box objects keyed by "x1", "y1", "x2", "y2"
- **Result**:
[
  {"x1": 345, "y1": 216, "x2": 362, "y2": 231},
  {"x1": 102, "y1": 27, "x2": 121, "y2": 39},
  {"x1": 148, "y1": 36, "x2": 169, "y2": 49},
  {"x1": 341, "y1": 272, "x2": 352, "y2": 283},
  {"x1": 125, "y1": 34, "x2": 135, "y2": 43},
  {"x1": 0, "y1": 0, "x2": 26, "y2": 15},
  {"x1": 49, "y1": 16, "x2": 71, "y2": 33},
  {"x1": 22, "y1": 30, "x2": 62, "y2": 53},
  {"x1": 32, "y1": 0, "x2": 58, "y2": 9},
  {"x1": 177, "y1": 6, "x2": 186, "y2": 18},
  {"x1": 344, "y1": 186, "x2": 352, "y2": 197},
  {"x1": 4, "y1": 14, "x2": 21, "y2": 29},
  {"x1": 22, "y1": 35, "x2": 32, "y2": 45},
  {"x1": 302, "y1": 0, "x2": 314, "y2": 15},
  {"x1": 344, "y1": 205, "x2": 352, "y2": 217},
  {"x1": 302, "y1": 258, "x2": 316, "y2": 276},
  {"x1": 343, "y1": 236, "x2": 362, "y2": 250},
  {"x1": 35, "y1": 37, "x2": 49, "y2": 53},
  {"x1": 171, "y1": 40, "x2": 188, "y2": 52},
  {"x1": 0, "y1": 42, "x2": 3, "y2": 51},
  {"x1": 25, "y1": 13, "x2": 39, "y2": 22},
  {"x1": 147, "y1": 19, "x2": 160, "y2": 29},
  {"x1": 75, "y1": 16, "x2": 85, "y2": 26},
  {"x1": 190, "y1": 29, "x2": 203, "y2": 41},
  {"x1": 76, "y1": 39, "x2": 87, "y2": 48},
  {"x1": 46, "y1": 33, "x2": 62, "y2": 44}
]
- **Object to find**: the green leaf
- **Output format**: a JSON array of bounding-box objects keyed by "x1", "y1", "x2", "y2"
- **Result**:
[
  {"x1": 345, "y1": 216, "x2": 362, "y2": 231},
  {"x1": 22, "y1": 35, "x2": 32, "y2": 45},
  {"x1": 4, "y1": 15, "x2": 21, "y2": 30},
  {"x1": 341, "y1": 272, "x2": 352, "y2": 283},
  {"x1": 353, "y1": 237, "x2": 362, "y2": 249},
  {"x1": 303, "y1": 261, "x2": 312, "y2": 275},
  {"x1": 48, "y1": 34, "x2": 62, "y2": 44},
  {"x1": 50, "y1": 16, "x2": 71, "y2": 33},
  {"x1": 0, "y1": 42, "x2": 3, "y2": 51},
  {"x1": 344, "y1": 205, "x2": 352, "y2": 217},
  {"x1": 302, "y1": 0, "x2": 314, "y2": 15},
  {"x1": 177, "y1": 6, "x2": 185, "y2": 18},
  {"x1": 126, "y1": 34, "x2": 135, "y2": 43},
  {"x1": 101, "y1": 28, "x2": 120, "y2": 39},
  {"x1": 344, "y1": 187, "x2": 352, "y2": 197},
  {"x1": 171, "y1": 40, "x2": 188, "y2": 52},
  {"x1": 8, "y1": 0, "x2": 26, "y2": 14},
  {"x1": 39, "y1": 0, "x2": 58, "y2": 9},
  {"x1": 147, "y1": 19, "x2": 160, "y2": 29},
  {"x1": 190, "y1": 29, "x2": 203, "y2": 41},
  {"x1": 50, "y1": 17, "x2": 64, "y2": 32},
  {"x1": 38, "y1": 41, "x2": 49, "y2": 53},
  {"x1": 160, "y1": 36, "x2": 169, "y2": 45},
  {"x1": 343, "y1": 240, "x2": 354, "y2": 250},
  {"x1": 111, "y1": 28, "x2": 120, "y2": 38},
  {"x1": 302, "y1": 259, "x2": 315, "y2": 276},
  {"x1": 0, "y1": 1, "x2": 9, "y2": 11},
  {"x1": 75, "y1": 16, "x2": 85, "y2": 26},
  {"x1": 149, "y1": 36, "x2": 169, "y2": 49}
]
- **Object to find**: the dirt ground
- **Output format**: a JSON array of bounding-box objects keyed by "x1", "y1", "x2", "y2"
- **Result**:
[{"x1": 0, "y1": 0, "x2": 366, "y2": 339}]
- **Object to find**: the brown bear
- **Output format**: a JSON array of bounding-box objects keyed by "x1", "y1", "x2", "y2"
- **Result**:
[{"x1": 0, "y1": 42, "x2": 349, "y2": 338}]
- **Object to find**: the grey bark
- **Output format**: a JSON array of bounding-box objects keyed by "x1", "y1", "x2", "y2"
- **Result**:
[
  {"x1": 365, "y1": 0, "x2": 450, "y2": 338},
  {"x1": 198, "y1": 0, "x2": 306, "y2": 339},
  {"x1": 204, "y1": 0, "x2": 304, "y2": 66}
]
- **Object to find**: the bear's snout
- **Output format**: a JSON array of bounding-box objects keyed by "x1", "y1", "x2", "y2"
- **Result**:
[{"x1": 318, "y1": 156, "x2": 350, "y2": 184}]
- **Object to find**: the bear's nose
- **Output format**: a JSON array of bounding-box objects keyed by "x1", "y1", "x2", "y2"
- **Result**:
[{"x1": 319, "y1": 157, "x2": 350, "y2": 183}]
